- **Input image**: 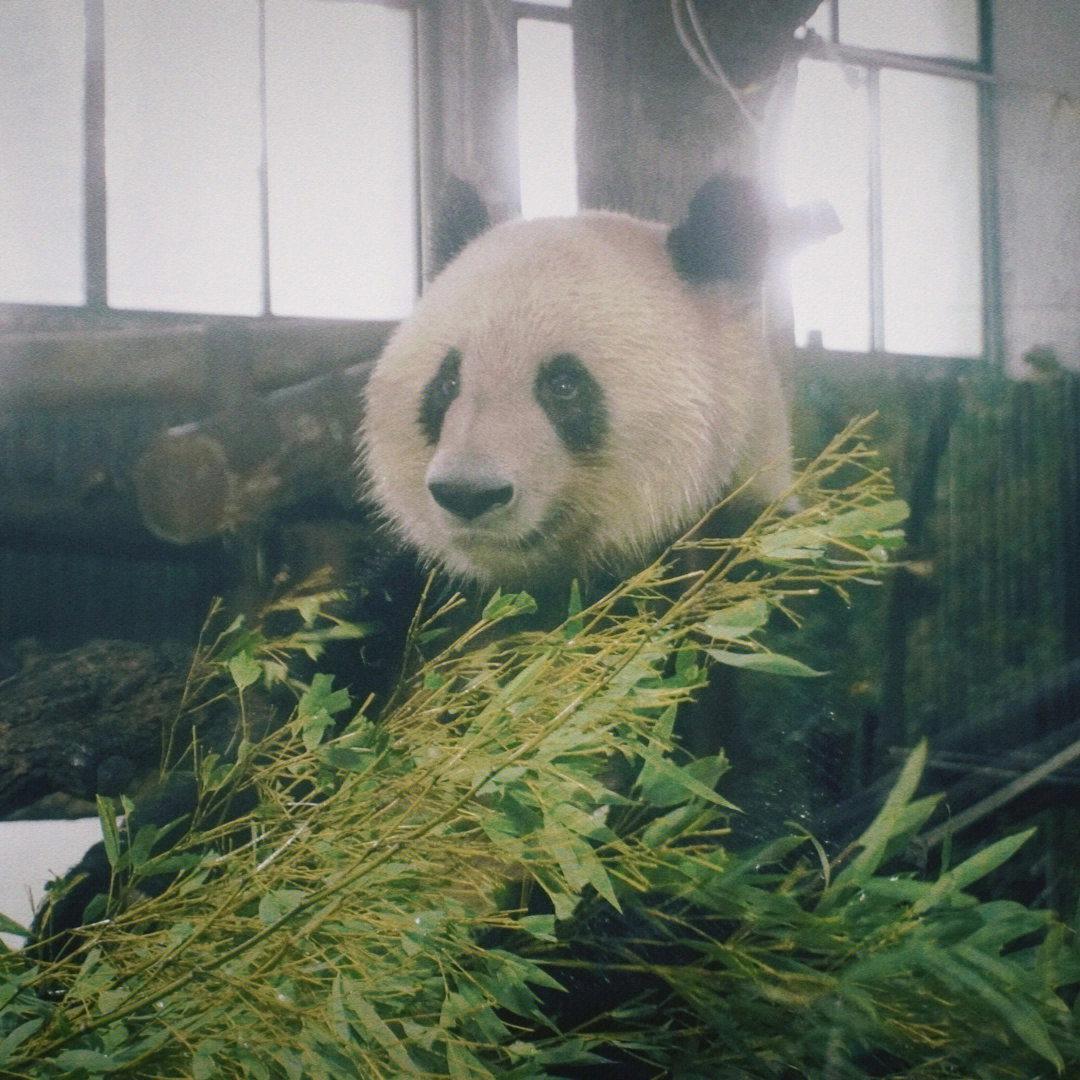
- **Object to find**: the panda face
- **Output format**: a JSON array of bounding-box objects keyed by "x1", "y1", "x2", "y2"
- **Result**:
[
  {"x1": 361, "y1": 208, "x2": 792, "y2": 590},
  {"x1": 421, "y1": 349, "x2": 607, "y2": 494},
  {"x1": 413, "y1": 344, "x2": 610, "y2": 584}
]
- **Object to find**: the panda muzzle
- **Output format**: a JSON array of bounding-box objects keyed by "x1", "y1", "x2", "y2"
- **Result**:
[{"x1": 428, "y1": 477, "x2": 515, "y2": 521}]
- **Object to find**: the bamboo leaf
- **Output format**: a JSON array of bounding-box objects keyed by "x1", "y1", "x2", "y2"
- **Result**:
[
  {"x1": 830, "y1": 741, "x2": 928, "y2": 895},
  {"x1": 481, "y1": 590, "x2": 538, "y2": 622},
  {"x1": 258, "y1": 888, "x2": 307, "y2": 926},
  {"x1": 228, "y1": 652, "x2": 263, "y2": 692},
  {"x1": 821, "y1": 499, "x2": 910, "y2": 539},
  {"x1": 912, "y1": 829, "x2": 1036, "y2": 916},
  {"x1": 344, "y1": 983, "x2": 421, "y2": 1074},
  {"x1": 0, "y1": 912, "x2": 29, "y2": 939},
  {"x1": 700, "y1": 598, "x2": 770, "y2": 641},
  {"x1": 0, "y1": 1018, "x2": 44, "y2": 1062},
  {"x1": 636, "y1": 745, "x2": 735, "y2": 808},
  {"x1": 920, "y1": 948, "x2": 1065, "y2": 1071},
  {"x1": 96, "y1": 793, "x2": 121, "y2": 869},
  {"x1": 52, "y1": 1049, "x2": 122, "y2": 1074},
  {"x1": 707, "y1": 648, "x2": 826, "y2": 678}
]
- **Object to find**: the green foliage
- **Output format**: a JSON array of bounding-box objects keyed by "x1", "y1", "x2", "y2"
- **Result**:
[{"x1": 1, "y1": 419, "x2": 1076, "y2": 1078}]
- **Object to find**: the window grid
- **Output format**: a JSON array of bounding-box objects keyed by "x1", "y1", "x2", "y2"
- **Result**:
[
  {"x1": 5, "y1": 0, "x2": 422, "y2": 321},
  {"x1": 799, "y1": 0, "x2": 997, "y2": 361},
  {"x1": 3, "y1": 0, "x2": 576, "y2": 323}
]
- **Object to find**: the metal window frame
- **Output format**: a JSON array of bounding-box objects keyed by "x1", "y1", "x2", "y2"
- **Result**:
[
  {"x1": 6, "y1": 0, "x2": 573, "y2": 328},
  {"x1": 802, "y1": 0, "x2": 1000, "y2": 364},
  {"x1": 6, "y1": 0, "x2": 424, "y2": 326}
]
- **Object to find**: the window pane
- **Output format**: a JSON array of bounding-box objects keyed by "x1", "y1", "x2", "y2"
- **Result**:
[
  {"x1": 517, "y1": 19, "x2": 578, "y2": 219},
  {"x1": 104, "y1": 0, "x2": 263, "y2": 314},
  {"x1": 0, "y1": 0, "x2": 85, "y2": 305},
  {"x1": 265, "y1": 1, "x2": 417, "y2": 319},
  {"x1": 879, "y1": 70, "x2": 982, "y2": 356},
  {"x1": 779, "y1": 59, "x2": 871, "y2": 352},
  {"x1": 838, "y1": 0, "x2": 980, "y2": 61}
]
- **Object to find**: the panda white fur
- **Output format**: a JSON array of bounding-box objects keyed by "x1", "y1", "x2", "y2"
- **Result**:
[{"x1": 361, "y1": 175, "x2": 793, "y2": 592}]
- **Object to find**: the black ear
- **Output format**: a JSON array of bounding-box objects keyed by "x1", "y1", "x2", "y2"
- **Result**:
[
  {"x1": 666, "y1": 174, "x2": 771, "y2": 286},
  {"x1": 431, "y1": 176, "x2": 491, "y2": 277}
]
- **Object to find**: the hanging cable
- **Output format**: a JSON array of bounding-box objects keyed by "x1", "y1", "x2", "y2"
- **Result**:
[{"x1": 669, "y1": 0, "x2": 762, "y2": 137}]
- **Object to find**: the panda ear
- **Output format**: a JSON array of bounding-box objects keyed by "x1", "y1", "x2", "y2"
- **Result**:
[
  {"x1": 430, "y1": 176, "x2": 491, "y2": 277},
  {"x1": 666, "y1": 174, "x2": 771, "y2": 286}
]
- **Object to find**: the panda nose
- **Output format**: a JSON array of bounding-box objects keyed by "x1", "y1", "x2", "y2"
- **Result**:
[{"x1": 429, "y1": 478, "x2": 514, "y2": 520}]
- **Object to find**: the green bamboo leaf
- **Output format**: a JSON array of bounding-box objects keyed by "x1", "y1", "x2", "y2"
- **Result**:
[
  {"x1": 299, "y1": 673, "x2": 352, "y2": 719},
  {"x1": 757, "y1": 530, "x2": 825, "y2": 560},
  {"x1": 822, "y1": 499, "x2": 910, "y2": 538},
  {"x1": 636, "y1": 745, "x2": 735, "y2": 808},
  {"x1": 700, "y1": 597, "x2": 769, "y2": 641},
  {"x1": 563, "y1": 579, "x2": 585, "y2": 639},
  {"x1": 257, "y1": 888, "x2": 307, "y2": 926},
  {"x1": 640, "y1": 802, "x2": 710, "y2": 848},
  {"x1": 482, "y1": 590, "x2": 538, "y2": 622},
  {"x1": 891, "y1": 793, "x2": 944, "y2": 842},
  {"x1": 0, "y1": 912, "x2": 29, "y2": 939},
  {"x1": 96, "y1": 793, "x2": 121, "y2": 869},
  {"x1": 830, "y1": 741, "x2": 928, "y2": 895},
  {"x1": 516, "y1": 914, "x2": 557, "y2": 941},
  {"x1": 345, "y1": 983, "x2": 421, "y2": 1074},
  {"x1": 912, "y1": 829, "x2": 1036, "y2": 916},
  {"x1": 0, "y1": 1017, "x2": 44, "y2": 1063},
  {"x1": 322, "y1": 746, "x2": 378, "y2": 773},
  {"x1": 191, "y1": 1049, "x2": 217, "y2": 1080},
  {"x1": 447, "y1": 1040, "x2": 495, "y2": 1079},
  {"x1": 53, "y1": 1048, "x2": 122, "y2": 1073},
  {"x1": 548, "y1": 801, "x2": 616, "y2": 844},
  {"x1": 920, "y1": 948, "x2": 1064, "y2": 1070},
  {"x1": 540, "y1": 821, "x2": 619, "y2": 909},
  {"x1": 707, "y1": 648, "x2": 825, "y2": 678},
  {"x1": 228, "y1": 651, "x2": 262, "y2": 692},
  {"x1": 757, "y1": 500, "x2": 909, "y2": 561},
  {"x1": 966, "y1": 900, "x2": 1053, "y2": 954}
]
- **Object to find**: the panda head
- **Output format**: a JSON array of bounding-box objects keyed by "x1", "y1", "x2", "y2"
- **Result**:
[{"x1": 360, "y1": 175, "x2": 793, "y2": 590}]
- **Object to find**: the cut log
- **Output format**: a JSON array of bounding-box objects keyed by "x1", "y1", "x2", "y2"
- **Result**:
[{"x1": 133, "y1": 363, "x2": 371, "y2": 544}]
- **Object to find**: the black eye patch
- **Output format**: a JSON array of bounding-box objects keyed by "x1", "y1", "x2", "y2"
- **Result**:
[
  {"x1": 418, "y1": 349, "x2": 462, "y2": 445},
  {"x1": 534, "y1": 353, "x2": 608, "y2": 454}
]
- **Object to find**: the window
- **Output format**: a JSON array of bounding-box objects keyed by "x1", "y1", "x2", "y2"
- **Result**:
[
  {"x1": 0, "y1": 0, "x2": 87, "y2": 307},
  {"x1": 1, "y1": 1, "x2": 578, "y2": 321},
  {"x1": 1, "y1": 0, "x2": 418, "y2": 320},
  {"x1": 780, "y1": 0, "x2": 990, "y2": 358},
  {"x1": 516, "y1": 5, "x2": 578, "y2": 218},
  {"x1": 105, "y1": 0, "x2": 418, "y2": 319}
]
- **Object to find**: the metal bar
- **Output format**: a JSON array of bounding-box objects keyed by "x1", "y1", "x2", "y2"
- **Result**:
[
  {"x1": 977, "y1": 81, "x2": 1004, "y2": 368},
  {"x1": 412, "y1": 2, "x2": 434, "y2": 290},
  {"x1": 256, "y1": 0, "x2": 272, "y2": 316},
  {"x1": 866, "y1": 66, "x2": 885, "y2": 353},
  {"x1": 917, "y1": 729, "x2": 1080, "y2": 852},
  {"x1": 802, "y1": 35, "x2": 994, "y2": 84},
  {"x1": 83, "y1": 0, "x2": 107, "y2": 309}
]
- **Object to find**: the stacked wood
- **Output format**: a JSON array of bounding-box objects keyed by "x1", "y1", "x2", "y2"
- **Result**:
[{"x1": 133, "y1": 364, "x2": 371, "y2": 545}]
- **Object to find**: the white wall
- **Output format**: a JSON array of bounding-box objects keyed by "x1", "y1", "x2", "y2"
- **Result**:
[
  {"x1": 0, "y1": 817, "x2": 101, "y2": 949},
  {"x1": 993, "y1": 0, "x2": 1080, "y2": 373}
]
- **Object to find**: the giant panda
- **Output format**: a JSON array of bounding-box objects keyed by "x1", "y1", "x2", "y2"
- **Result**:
[
  {"x1": 360, "y1": 173, "x2": 794, "y2": 599},
  {"x1": 355, "y1": 177, "x2": 799, "y2": 1077},
  {"x1": 26, "y1": 176, "x2": 799, "y2": 1077}
]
